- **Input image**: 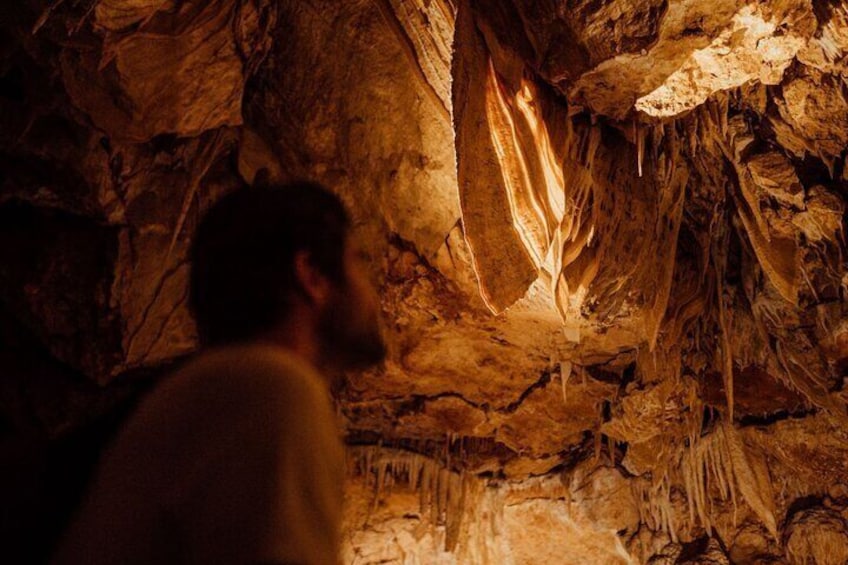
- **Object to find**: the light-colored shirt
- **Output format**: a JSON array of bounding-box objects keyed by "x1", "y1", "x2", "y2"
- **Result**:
[{"x1": 53, "y1": 344, "x2": 344, "y2": 564}]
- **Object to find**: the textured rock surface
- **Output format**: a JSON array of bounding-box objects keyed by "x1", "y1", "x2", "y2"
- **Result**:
[
  {"x1": 784, "y1": 506, "x2": 848, "y2": 565},
  {"x1": 343, "y1": 448, "x2": 639, "y2": 564},
  {"x1": 2, "y1": 0, "x2": 848, "y2": 563}
]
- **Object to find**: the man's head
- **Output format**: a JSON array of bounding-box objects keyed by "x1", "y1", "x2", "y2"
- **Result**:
[{"x1": 189, "y1": 180, "x2": 385, "y2": 370}]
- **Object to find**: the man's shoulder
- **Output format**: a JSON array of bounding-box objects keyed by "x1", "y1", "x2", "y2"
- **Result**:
[
  {"x1": 180, "y1": 343, "x2": 323, "y2": 391},
  {"x1": 142, "y1": 343, "x2": 331, "y2": 428}
]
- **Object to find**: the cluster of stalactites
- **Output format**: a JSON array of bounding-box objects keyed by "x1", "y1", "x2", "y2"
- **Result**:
[
  {"x1": 348, "y1": 445, "x2": 471, "y2": 551},
  {"x1": 633, "y1": 420, "x2": 778, "y2": 544},
  {"x1": 469, "y1": 61, "x2": 690, "y2": 339}
]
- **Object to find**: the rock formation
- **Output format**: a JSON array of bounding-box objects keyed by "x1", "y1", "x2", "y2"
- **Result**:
[{"x1": 2, "y1": 0, "x2": 847, "y2": 563}]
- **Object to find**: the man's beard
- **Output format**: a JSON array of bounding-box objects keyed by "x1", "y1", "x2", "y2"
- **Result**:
[{"x1": 317, "y1": 285, "x2": 386, "y2": 371}]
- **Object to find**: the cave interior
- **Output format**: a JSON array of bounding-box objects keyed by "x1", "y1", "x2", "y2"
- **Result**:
[{"x1": 2, "y1": 0, "x2": 848, "y2": 563}]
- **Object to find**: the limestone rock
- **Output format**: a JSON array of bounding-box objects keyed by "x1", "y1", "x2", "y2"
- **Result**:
[
  {"x1": 730, "y1": 523, "x2": 784, "y2": 565},
  {"x1": 648, "y1": 542, "x2": 683, "y2": 565},
  {"x1": 566, "y1": 462, "x2": 641, "y2": 536},
  {"x1": 4, "y1": 0, "x2": 848, "y2": 563},
  {"x1": 784, "y1": 507, "x2": 848, "y2": 565},
  {"x1": 677, "y1": 537, "x2": 730, "y2": 565},
  {"x1": 63, "y1": 0, "x2": 277, "y2": 142}
]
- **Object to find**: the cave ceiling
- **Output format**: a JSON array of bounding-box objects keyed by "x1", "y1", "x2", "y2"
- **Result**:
[{"x1": 2, "y1": 0, "x2": 848, "y2": 562}]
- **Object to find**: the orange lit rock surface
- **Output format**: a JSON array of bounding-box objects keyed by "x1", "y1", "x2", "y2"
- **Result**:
[{"x1": 2, "y1": 0, "x2": 848, "y2": 562}]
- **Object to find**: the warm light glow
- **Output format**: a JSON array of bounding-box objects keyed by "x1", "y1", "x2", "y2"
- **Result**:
[
  {"x1": 635, "y1": 5, "x2": 805, "y2": 117},
  {"x1": 514, "y1": 81, "x2": 565, "y2": 221},
  {"x1": 484, "y1": 59, "x2": 552, "y2": 271},
  {"x1": 483, "y1": 59, "x2": 604, "y2": 320}
]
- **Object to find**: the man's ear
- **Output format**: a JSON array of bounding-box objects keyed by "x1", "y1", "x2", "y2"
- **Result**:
[{"x1": 293, "y1": 250, "x2": 331, "y2": 306}]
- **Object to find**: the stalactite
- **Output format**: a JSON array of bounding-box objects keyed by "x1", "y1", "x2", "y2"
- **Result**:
[
  {"x1": 636, "y1": 121, "x2": 645, "y2": 178},
  {"x1": 652, "y1": 123, "x2": 664, "y2": 180},
  {"x1": 561, "y1": 360, "x2": 573, "y2": 404},
  {"x1": 607, "y1": 435, "x2": 616, "y2": 466},
  {"x1": 594, "y1": 427, "x2": 603, "y2": 463},
  {"x1": 712, "y1": 220, "x2": 736, "y2": 422},
  {"x1": 721, "y1": 423, "x2": 778, "y2": 539},
  {"x1": 820, "y1": 151, "x2": 836, "y2": 179},
  {"x1": 647, "y1": 125, "x2": 687, "y2": 351},
  {"x1": 668, "y1": 419, "x2": 778, "y2": 543},
  {"x1": 348, "y1": 446, "x2": 475, "y2": 551}
]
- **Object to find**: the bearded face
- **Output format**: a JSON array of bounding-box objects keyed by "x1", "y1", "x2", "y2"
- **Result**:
[{"x1": 317, "y1": 238, "x2": 386, "y2": 371}]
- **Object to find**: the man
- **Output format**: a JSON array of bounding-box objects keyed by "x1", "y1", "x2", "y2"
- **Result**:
[{"x1": 53, "y1": 180, "x2": 386, "y2": 564}]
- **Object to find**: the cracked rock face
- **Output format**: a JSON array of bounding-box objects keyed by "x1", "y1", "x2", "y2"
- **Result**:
[{"x1": 2, "y1": 0, "x2": 848, "y2": 563}]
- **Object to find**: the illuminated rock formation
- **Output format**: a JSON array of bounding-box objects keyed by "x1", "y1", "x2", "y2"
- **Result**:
[{"x1": 2, "y1": 0, "x2": 848, "y2": 563}]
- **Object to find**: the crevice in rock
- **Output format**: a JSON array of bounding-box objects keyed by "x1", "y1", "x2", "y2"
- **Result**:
[{"x1": 738, "y1": 407, "x2": 819, "y2": 428}]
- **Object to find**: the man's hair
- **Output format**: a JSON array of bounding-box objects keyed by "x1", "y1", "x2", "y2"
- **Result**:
[{"x1": 189, "y1": 180, "x2": 350, "y2": 346}]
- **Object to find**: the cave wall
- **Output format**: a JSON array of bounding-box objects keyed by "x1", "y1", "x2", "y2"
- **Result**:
[{"x1": 2, "y1": 1, "x2": 848, "y2": 563}]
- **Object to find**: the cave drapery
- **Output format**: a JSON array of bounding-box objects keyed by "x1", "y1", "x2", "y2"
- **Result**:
[{"x1": 2, "y1": 0, "x2": 848, "y2": 563}]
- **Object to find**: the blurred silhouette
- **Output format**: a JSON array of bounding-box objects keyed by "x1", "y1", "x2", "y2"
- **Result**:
[{"x1": 53, "y1": 178, "x2": 386, "y2": 564}]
